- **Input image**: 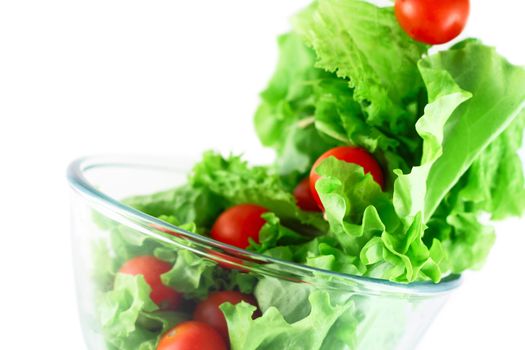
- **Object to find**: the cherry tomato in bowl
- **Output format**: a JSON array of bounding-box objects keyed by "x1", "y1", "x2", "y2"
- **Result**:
[
  {"x1": 157, "y1": 321, "x2": 227, "y2": 350},
  {"x1": 194, "y1": 291, "x2": 260, "y2": 340},
  {"x1": 395, "y1": 0, "x2": 470, "y2": 45},
  {"x1": 119, "y1": 256, "x2": 182, "y2": 310},
  {"x1": 310, "y1": 146, "x2": 384, "y2": 210},
  {"x1": 210, "y1": 204, "x2": 268, "y2": 249}
]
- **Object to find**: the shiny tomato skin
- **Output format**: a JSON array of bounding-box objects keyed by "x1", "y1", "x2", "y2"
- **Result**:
[
  {"x1": 294, "y1": 178, "x2": 322, "y2": 212},
  {"x1": 309, "y1": 146, "x2": 384, "y2": 210},
  {"x1": 157, "y1": 321, "x2": 227, "y2": 350},
  {"x1": 210, "y1": 204, "x2": 268, "y2": 249},
  {"x1": 119, "y1": 256, "x2": 181, "y2": 310},
  {"x1": 395, "y1": 0, "x2": 470, "y2": 45},
  {"x1": 194, "y1": 291, "x2": 258, "y2": 340}
]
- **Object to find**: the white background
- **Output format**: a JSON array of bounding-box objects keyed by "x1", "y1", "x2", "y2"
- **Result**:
[{"x1": 1, "y1": 1, "x2": 524, "y2": 349}]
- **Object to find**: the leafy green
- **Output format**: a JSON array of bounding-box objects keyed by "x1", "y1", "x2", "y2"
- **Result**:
[
  {"x1": 159, "y1": 240, "x2": 261, "y2": 297},
  {"x1": 161, "y1": 250, "x2": 217, "y2": 300},
  {"x1": 393, "y1": 49, "x2": 473, "y2": 222},
  {"x1": 293, "y1": 0, "x2": 427, "y2": 131},
  {"x1": 221, "y1": 291, "x2": 354, "y2": 350},
  {"x1": 124, "y1": 185, "x2": 222, "y2": 230},
  {"x1": 305, "y1": 240, "x2": 364, "y2": 276},
  {"x1": 252, "y1": 278, "x2": 361, "y2": 349},
  {"x1": 421, "y1": 40, "x2": 525, "y2": 219},
  {"x1": 391, "y1": 40, "x2": 525, "y2": 276},
  {"x1": 224, "y1": 270, "x2": 258, "y2": 294},
  {"x1": 249, "y1": 212, "x2": 310, "y2": 253},
  {"x1": 316, "y1": 157, "x2": 388, "y2": 228},
  {"x1": 442, "y1": 212, "x2": 496, "y2": 274},
  {"x1": 314, "y1": 157, "x2": 444, "y2": 282},
  {"x1": 312, "y1": 76, "x2": 416, "y2": 180},
  {"x1": 254, "y1": 277, "x2": 313, "y2": 323},
  {"x1": 458, "y1": 111, "x2": 525, "y2": 220},
  {"x1": 108, "y1": 226, "x2": 165, "y2": 267}
]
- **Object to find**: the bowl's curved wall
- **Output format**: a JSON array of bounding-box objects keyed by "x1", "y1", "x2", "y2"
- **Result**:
[{"x1": 68, "y1": 156, "x2": 460, "y2": 350}]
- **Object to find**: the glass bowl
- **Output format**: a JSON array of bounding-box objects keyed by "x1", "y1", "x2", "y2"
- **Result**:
[{"x1": 67, "y1": 156, "x2": 461, "y2": 350}]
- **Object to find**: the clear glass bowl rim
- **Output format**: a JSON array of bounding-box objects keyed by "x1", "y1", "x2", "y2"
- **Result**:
[{"x1": 67, "y1": 155, "x2": 461, "y2": 296}]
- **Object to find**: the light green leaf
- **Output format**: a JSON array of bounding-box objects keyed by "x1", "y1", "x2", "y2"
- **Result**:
[
  {"x1": 293, "y1": 0, "x2": 427, "y2": 129},
  {"x1": 393, "y1": 53, "x2": 472, "y2": 221},
  {"x1": 161, "y1": 250, "x2": 216, "y2": 300},
  {"x1": 423, "y1": 41, "x2": 525, "y2": 219},
  {"x1": 221, "y1": 291, "x2": 354, "y2": 350}
]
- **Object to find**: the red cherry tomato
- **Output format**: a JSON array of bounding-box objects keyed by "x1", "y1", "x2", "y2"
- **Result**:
[
  {"x1": 395, "y1": 0, "x2": 470, "y2": 45},
  {"x1": 194, "y1": 291, "x2": 259, "y2": 340},
  {"x1": 309, "y1": 146, "x2": 384, "y2": 210},
  {"x1": 210, "y1": 204, "x2": 268, "y2": 249},
  {"x1": 294, "y1": 178, "x2": 321, "y2": 212},
  {"x1": 157, "y1": 321, "x2": 227, "y2": 350},
  {"x1": 119, "y1": 256, "x2": 181, "y2": 310}
]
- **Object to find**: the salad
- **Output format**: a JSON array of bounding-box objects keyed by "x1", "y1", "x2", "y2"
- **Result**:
[{"x1": 88, "y1": 0, "x2": 525, "y2": 349}]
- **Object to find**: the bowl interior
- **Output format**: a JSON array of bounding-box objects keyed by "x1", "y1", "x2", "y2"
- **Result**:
[
  {"x1": 68, "y1": 155, "x2": 464, "y2": 350},
  {"x1": 68, "y1": 155, "x2": 461, "y2": 297}
]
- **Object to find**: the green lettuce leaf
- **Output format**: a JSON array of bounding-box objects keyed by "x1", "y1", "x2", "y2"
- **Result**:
[
  {"x1": 159, "y1": 247, "x2": 258, "y2": 299},
  {"x1": 305, "y1": 240, "x2": 364, "y2": 276},
  {"x1": 124, "y1": 185, "x2": 222, "y2": 230},
  {"x1": 455, "y1": 110, "x2": 525, "y2": 220},
  {"x1": 157, "y1": 249, "x2": 255, "y2": 298},
  {"x1": 254, "y1": 277, "x2": 314, "y2": 323},
  {"x1": 161, "y1": 250, "x2": 217, "y2": 300},
  {"x1": 442, "y1": 212, "x2": 496, "y2": 274},
  {"x1": 312, "y1": 76, "x2": 417, "y2": 181},
  {"x1": 389, "y1": 40, "x2": 525, "y2": 278},
  {"x1": 221, "y1": 291, "x2": 354, "y2": 350},
  {"x1": 253, "y1": 277, "x2": 361, "y2": 349},
  {"x1": 315, "y1": 157, "x2": 444, "y2": 282},
  {"x1": 108, "y1": 226, "x2": 167, "y2": 267},
  {"x1": 421, "y1": 40, "x2": 525, "y2": 219},
  {"x1": 293, "y1": 0, "x2": 427, "y2": 131},
  {"x1": 249, "y1": 212, "x2": 311, "y2": 253},
  {"x1": 424, "y1": 173, "x2": 498, "y2": 275},
  {"x1": 393, "y1": 49, "x2": 473, "y2": 222}
]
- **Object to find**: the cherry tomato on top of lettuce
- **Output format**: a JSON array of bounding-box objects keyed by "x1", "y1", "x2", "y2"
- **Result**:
[
  {"x1": 210, "y1": 204, "x2": 268, "y2": 249},
  {"x1": 309, "y1": 146, "x2": 384, "y2": 211},
  {"x1": 119, "y1": 256, "x2": 182, "y2": 310},
  {"x1": 157, "y1": 321, "x2": 227, "y2": 350},
  {"x1": 194, "y1": 291, "x2": 259, "y2": 340},
  {"x1": 395, "y1": 0, "x2": 470, "y2": 45}
]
